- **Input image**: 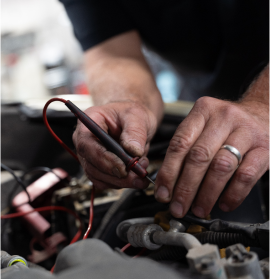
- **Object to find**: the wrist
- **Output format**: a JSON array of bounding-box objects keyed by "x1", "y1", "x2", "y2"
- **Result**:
[
  {"x1": 237, "y1": 99, "x2": 269, "y2": 126},
  {"x1": 240, "y1": 64, "x2": 269, "y2": 104},
  {"x1": 87, "y1": 64, "x2": 164, "y2": 124}
]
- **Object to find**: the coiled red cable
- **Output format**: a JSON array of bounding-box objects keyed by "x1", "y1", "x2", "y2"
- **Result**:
[
  {"x1": 43, "y1": 98, "x2": 96, "y2": 271},
  {"x1": 42, "y1": 98, "x2": 79, "y2": 161},
  {"x1": 42, "y1": 98, "x2": 95, "y2": 242}
]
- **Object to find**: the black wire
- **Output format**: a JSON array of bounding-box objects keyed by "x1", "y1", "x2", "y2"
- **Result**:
[
  {"x1": 21, "y1": 166, "x2": 62, "y2": 182},
  {"x1": 1, "y1": 163, "x2": 31, "y2": 203}
]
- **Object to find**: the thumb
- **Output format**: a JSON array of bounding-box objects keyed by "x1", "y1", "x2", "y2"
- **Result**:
[{"x1": 120, "y1": 115, "x2": 149, "y2": 157}]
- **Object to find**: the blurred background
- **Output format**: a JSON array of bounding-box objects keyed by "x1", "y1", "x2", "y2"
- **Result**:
[
  {"x1": 1, "y1": 0, "x2": 181, "y2": 104},
  {"x1": 1, "y1": 0, "x2": 88, "y2": 101}
]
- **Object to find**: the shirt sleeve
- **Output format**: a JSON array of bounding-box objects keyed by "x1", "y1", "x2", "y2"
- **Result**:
[{"x1": 59, "y1": 0, "x2": 136, "y2": 51}]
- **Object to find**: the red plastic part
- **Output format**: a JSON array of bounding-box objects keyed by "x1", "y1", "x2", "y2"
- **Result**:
[{"x1": 126, "y1": 157, "x2": 148, "y2": 178}]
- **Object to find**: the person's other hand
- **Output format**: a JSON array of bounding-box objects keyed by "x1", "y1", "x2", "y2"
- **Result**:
[
  {"x1": 155, "y1": 96, "x2": 269, "y2": 218},
  {"x1": 73, "y1": 101, "x2": 157, "y2": 190}
]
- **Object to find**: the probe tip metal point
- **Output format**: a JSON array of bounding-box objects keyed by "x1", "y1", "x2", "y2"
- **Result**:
[{"x1": 146, "y1": 176, "x2": 155, "y2": 185}]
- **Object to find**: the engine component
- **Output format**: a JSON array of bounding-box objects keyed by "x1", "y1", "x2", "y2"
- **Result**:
[
  {"x1": 127, "y1": 224, "x2": 163, "y2": 250},
  {"x1": 224, "y1": 244, "x2": 264, "y2": 279},
  {"x1": 116, "y1": 217, "x2": 154, "y2": 242},
  {"x1": 1, "y1": 251, "x2": 28, "y2": 269},
  {"x1": 186, "y1": 243, "x2": 221, "y2": 272},
  {"x1": 197, "y1": 257, "x2": 226, "y2": 279},
  {"x1": 12, "y1": 168, "x2": 68, "y2": 241},
  {"x1": 27, "y1": 232, "x2": 67, "y2": 263},
  {"x1": 152, "y1": 230, "x2": 201, "y2": 250},
  {"x1": 179, "y1": 212, "x2": 269, "y2": 240},
  {"x1": 194, "y1": 231, "x2": 260, "y2": 249},
  {"x1": 175, "y1": 212, "x2": 269, "y2": 250},
  {"x1": 9, "y1": 169, "x2": 70, "y2": 264},
  {"x1": 147, "y1": 245, "x2": 187, "y2": 261},
  {"x1": 260, "y1": 257, "x2": 269, "y2": 279},
  {"x1": 118, "y1": 219, "x2": 201, "y2": 251},
  {"x1": 94, "y1": 189, "x2": 138, "y2": 239}
]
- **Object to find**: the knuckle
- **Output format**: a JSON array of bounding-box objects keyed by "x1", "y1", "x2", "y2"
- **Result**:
[
  {"x1": 210, "y1": 155, "x2": 235, "y2": 175},
  {"x1": 236, "y1": 167, "x2": 257, "y2": 185},
  {"x1": 186, "y1": 145, "x2": 211, "y2": 166},
  {"x1": 220, "y1": 104, "x2": 238, "y2": 119},
  {"x1": 176, "y1": 186, "x2": 194, "y2": 198},
  {"x1": 124, "y1": 127, "x2": 147, "y2": 142},
  {"x1": 194, "y1": 96, "x2": 212, "y2": 108},
  {"x1": 123, "y1": 102, "x2": 144, "y2": 116},
  {"x1": 168, "y1": 133, "x2": 192, "y2": 154}
]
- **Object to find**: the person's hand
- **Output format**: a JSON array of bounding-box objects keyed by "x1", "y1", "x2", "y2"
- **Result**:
[
  {"x1": 155, "y1": 96, "x2": 269, "y2": 218},
  {"x1": 73, "y1": 101, "x2": 157, "y2": 190}
]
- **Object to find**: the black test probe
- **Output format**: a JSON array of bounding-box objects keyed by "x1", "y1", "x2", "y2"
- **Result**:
[{"x1": 65, "y1": 100, "x2": 155, "y2": 184}]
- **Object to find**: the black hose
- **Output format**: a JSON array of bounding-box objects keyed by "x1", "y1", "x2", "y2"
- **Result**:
[
  {"x1": 148, "y1": 245, "x2": 187, "y2": 261},
  {"x1": 1, "y1": 163, "x2": 31, "y2": 203},
  {"x1": 194, "y1": 231, "x2": 260, "y2": 248},
  {"x1": 148, "y1": 231, "x2": 260, "y2": 261}
]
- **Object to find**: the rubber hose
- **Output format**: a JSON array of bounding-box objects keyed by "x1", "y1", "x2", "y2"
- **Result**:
[
  {"x1": 148, "y1": 245, "x2": 187, "y2": 261},
  {"x1": 194, "y1": 231, "x2": 260, "y2": 248}
]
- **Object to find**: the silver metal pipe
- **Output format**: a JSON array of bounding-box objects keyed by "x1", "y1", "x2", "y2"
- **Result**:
[
  {"x1": 116, "y1": 217, "x2": 155, "y2": 242},
  {"x1": 152, "y1": 231, "x2": 202, "y2": 250}
]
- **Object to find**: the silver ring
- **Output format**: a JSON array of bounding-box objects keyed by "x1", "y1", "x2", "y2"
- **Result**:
[{"x1": 220, "y1": 145, "x2": 242, "y2": 165}]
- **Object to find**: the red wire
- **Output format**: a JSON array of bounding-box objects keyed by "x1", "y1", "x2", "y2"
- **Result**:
[
  {"x1": 133, "y1": 248, "x2": 147, "y2": 258},
  {"x1": 39, "y1": 98, "x2": 96, "y2": 271},
  {"x1": 51, "y1": 265, "x2": 55, "y2": 273},
  {"x1": 83, "y1": 186, "x2": 95, "y2": 239},
  {"x1": 43, "y1": 98, "x2": 95, "y2": 242},
  {"x1": 120, "y1": 243, "x2": 131, "y2": 252},
  {"x1": 43, "y1": 98, "x2": 79, "y2": 162},
  {"x1": 120, "y1": 244, "x2": 146, "y2": 258}
]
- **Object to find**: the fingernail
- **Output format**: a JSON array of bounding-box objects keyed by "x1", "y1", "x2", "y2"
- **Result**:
[
  {"x1": 112, "y1": 167, "x2": 121, "y2": 178},
  {"x1": 219, "y1": 203, "x2": 230, "y2": 212},
  {"x1": 170, "y1": 201, "x2": 183, "y2": 217},
  {"x1": 129, "y1": 140, "x2": 143, "y2": 153},
  {"x1": 155, "y1": 186, "x2": 169, "y2": 200},
  {"x1": 192, "y1": 206, "x2": 205, "y2": 218},
  {"x1": 133, "y1": 178, "x2": 144, "y2": 188},
  {"x1": 139, "y1": 158, "x2": 148, "y2": 168}
]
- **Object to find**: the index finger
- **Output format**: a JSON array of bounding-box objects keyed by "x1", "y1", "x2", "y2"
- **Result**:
[{"x1": 155, "y1": 109, "x2": 206, "y2": 202}]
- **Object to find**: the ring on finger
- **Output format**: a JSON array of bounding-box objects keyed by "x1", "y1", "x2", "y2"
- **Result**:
[{"x1": 220, "y1": 145, "x2": 242, "y2": 166}]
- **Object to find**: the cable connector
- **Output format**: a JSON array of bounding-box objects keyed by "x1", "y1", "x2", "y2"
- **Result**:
[{"x1": 1, "y1": 251, "x2": 28, "y2": 269}]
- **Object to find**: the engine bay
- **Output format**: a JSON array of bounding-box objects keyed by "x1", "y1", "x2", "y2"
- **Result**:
[{"x1": 1, "y1": 100, "x2": 269, "y2": 279}]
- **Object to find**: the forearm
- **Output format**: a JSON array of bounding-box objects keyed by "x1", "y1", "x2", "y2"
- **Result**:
[
  {"x1": 83, "y1": 31, "x2": 164, "y2": 124},
  {"x1": 241, "y1": 64, "x2": 269, "y2": 105}
]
